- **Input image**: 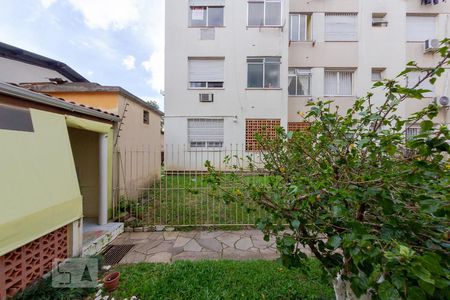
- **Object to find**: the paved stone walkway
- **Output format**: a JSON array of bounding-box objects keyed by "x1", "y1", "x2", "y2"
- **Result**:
[{"x1": 112, "y1": 230, "x2": 281, "y2": 263}]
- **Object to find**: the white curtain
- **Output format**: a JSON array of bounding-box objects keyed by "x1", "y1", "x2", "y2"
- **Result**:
[
  {"x1": 325, "y1": 71, "x2": 338, "y2": 95},
  {"x1": 406, "y1": 16, "x2": 436, "y2": 42},
  {"x1": 339, "y1": 71, "x2": 353, "y2": 96},
  {"x1": 325, "y1": 13, "x2": 357, "y2": 41},
  {"x1": 189, "y1": 59, "x2": 224, "y2": 82}
]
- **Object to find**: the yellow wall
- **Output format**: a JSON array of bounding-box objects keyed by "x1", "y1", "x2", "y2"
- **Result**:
[
  {"x1": 49, "y1": 92, "x2": 120, "y2": 115},
  {"x1": 0, "y1": 109, "x2": 82, "y2": 256}
]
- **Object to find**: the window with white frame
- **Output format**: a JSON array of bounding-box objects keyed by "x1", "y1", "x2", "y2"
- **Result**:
[
  {"x1": 188, "y1": 58, "x2": 224, "y2": 88},
  {"x1": 188, "y1": 118, "x2": 224, "y2": 148},
  {"x1": 247, "y1": 57, "x2": 281, "y2": 88},
  {"x1": 406, "y1": 71, "x2": 435, "y2": 96},
  {"x1": 325, "y1": 13, "x2": 358, "y2": 41},
  {"x1": 190, "y1": 6, "x2": 224, "y2": 27},
  {"x1": 290, "y1": 14, "x2": 312, "y2": 41},
  {"x1": 324, "y1": 70, "x2": 354, "y2": 96},
  {"x1": 248, "y1": 0, "x2": 282, "y2": 27},
  {"x1": 288, "y1": 68, "x2": 311, "y2": 96},
  {"x1": 406, "y1": 15, "x2": 436, "y2": 42},
  {"x1": 371, "y1": 68, "x2": 384, "y2": 82},
  {"x1": 405, "y1": 126, "x2": 420, "y2": 140}
]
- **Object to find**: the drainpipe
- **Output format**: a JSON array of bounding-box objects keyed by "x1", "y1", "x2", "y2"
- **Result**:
[{"x1": 98, "y1": 133, "x2": 108, "y2": 225}]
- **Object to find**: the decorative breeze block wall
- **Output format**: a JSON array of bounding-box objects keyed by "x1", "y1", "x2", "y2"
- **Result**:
[
  {"x1": 0, "y1": 226, "x2": 68, "y2": 299},
  {"x1": 288, "y1": 122, "x2": 310, "y2": 132},
  {"x1": 246, "y1": 119, "x2": 281, "y2": 151}
]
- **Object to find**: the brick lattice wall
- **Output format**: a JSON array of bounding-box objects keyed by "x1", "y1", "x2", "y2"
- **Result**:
[
  {"x1": 0, "y1": 226, "x2": 68, "y2": 299},
  {"x1": 288, "y1": 122, "x2": 310, "y2": 132},
  {"x1": 245, "y1": 119, "x2": 281, "y2": 151}
]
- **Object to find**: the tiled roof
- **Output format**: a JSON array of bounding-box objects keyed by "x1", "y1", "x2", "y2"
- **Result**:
[{"x1": 0, "y1": 82, "x2": 120, "y2": 122}]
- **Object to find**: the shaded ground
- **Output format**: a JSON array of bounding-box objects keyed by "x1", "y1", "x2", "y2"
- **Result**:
[
  {"x1": 111, "y1": 260, "x2": 334, "y2": 300},
  {"x1": 112, "y1": 230, "x2": 307, "y2": 263}
]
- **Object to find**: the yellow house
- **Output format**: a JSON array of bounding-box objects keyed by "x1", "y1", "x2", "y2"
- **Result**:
[
  {"x1": 0, "y1": 83, "x2": 122, "y2": 299},
  {"x1": 21, "y1": 82, "x2": 165, "y2": 202}
]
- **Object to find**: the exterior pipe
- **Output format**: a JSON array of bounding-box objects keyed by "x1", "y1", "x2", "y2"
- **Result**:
[{"x1": 98, "y1": 133, "x2": 108, "y2": 225}]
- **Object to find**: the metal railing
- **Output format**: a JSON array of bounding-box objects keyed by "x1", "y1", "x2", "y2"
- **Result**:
[{"x1": 112, "y1": 145, "x2": 269, "y2": 227}]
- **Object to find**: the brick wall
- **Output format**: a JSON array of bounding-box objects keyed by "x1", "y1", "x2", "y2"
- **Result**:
[{"x1": 0, "y1": 226, "x2": 68, "y2": 299}]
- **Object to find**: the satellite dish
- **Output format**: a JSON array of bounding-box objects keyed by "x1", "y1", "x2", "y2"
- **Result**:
[{"x1": 439, "y1": 96, "x2": 449, "y2": 107}]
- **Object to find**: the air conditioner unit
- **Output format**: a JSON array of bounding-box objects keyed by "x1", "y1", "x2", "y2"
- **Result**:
[
  {"x1": 372, "y1": 18, "x2": 388, "y2": 27},
  {"x1": 424, "y1": 39, "x2": 440, "y2": 53},
  {"x1": 199, "y1": 93, "x2": 214, "y2": 102}
]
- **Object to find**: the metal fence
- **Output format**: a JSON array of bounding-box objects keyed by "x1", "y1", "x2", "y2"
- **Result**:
[{"x1": 112, "y1": 145, "x2": 269, "y2": 227}]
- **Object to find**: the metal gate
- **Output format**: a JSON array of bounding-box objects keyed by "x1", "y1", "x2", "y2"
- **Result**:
[{"x1": 112, "y1": 145, "x2": 268, "y2": 227}]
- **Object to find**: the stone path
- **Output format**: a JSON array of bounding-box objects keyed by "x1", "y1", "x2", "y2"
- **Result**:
[{"x1": 112, "y1": 230, "x2": 281, "y2": 264}]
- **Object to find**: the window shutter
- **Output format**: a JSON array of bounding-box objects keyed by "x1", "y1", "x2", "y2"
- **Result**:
[
  {"x1": 325, "y1": 13, "x2": 357, "y2": 41},
  {"x1": 406, "y1": 16, "x2": 436, "y2": 42},
  {"x1": 188, "y1": 119, "x2": 224, "y2": 143},
  {"x1": 189, "y1": 59, "x2": 224, "y2": 82}
]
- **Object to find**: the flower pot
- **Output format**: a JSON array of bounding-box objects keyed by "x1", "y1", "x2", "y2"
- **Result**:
[{"x1": 103, "y1": 271, "x2": 120, "y2": 292}]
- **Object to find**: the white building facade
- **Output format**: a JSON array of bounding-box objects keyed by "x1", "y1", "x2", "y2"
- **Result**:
[{"x1": 165, "y1": 0, "x2": 450, "y2": 169}]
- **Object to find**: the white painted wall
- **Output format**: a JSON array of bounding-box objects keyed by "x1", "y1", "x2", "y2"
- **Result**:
[
  {"x1": 165, "y1": 0, "x2": 290, "y2": 150},
  {"x1": 165, "y1": 0, "x2": 450, "y2": 167},
  {"x1": 0, "y1": 57, "x2": 70, "y2": 83}
]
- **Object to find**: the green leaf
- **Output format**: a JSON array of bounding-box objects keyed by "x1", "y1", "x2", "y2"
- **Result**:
[
  {"x1": 407, "y1": 287, "x2": 426, "y2": 300},
  {"x1": 291, "y1": 220, "x2": 300, "y2": 230},
  {"x1": 420, "y1": 120, "x2": 434, "y2": 132},
  {"x1": 327, "y1": 235, "x2": 341, "y2": 249},
  {"x1": 411, "y1": 265, "x2": 434, "y2": 284},
  {"x1": 418, "y1": 279, "x2": 435, "y2": 296},
  {"x1": 378, "y1": 281, "x2": 400, "y2": 300}
]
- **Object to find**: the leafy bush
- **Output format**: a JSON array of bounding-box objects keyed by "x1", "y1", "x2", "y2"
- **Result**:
[{"x1": 206, "y1": 40, "x2": 450, "y2": 299}]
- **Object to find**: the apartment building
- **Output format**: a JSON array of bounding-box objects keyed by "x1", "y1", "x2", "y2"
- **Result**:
[{"x1": 165, "y1": 0, "x2": 450, "y2": 169}]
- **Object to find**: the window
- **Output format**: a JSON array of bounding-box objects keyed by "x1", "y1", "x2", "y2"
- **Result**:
[
  {"x1": 188, "y1": 58, "x2": 224, "y2": 89},
  {"x1": 290, "y1": 14, "x2": 312, "y2": 41},
  {"x1": 405, "y1": 126, "x2": 420, "y2": 140},
  {"x1": 0, "y1": 104, "x2": 34, "y2": 132},
  {"x1": 190, "y1": 6, "x2": 224, "y2": 27},
  {"x1": 406, "y1": 15, "x2": 436, "y2": 42},
  {"x1": 325, "y1": 13, "x2": 358, "y2": 41},
  {"x1": 371, "y1": 68, "x2": 384, "y2": 82},
  {"x1": 143, "y1": 110, "x2": 149, "y2": 125},
  {"x1": 325, "y1": 70, "x2": 354, "y2": 96},
  {"x1": 406, "y1": 71, "x2": 435, "y2": 96},
  {"x1": 288, "y1": 68, "x2": 311, "y2": 96},
  {"x1": 248, "y1": 0, "x2": 282, "y2": 27},
  {"x1": 188, "y1": 119, "x2": 224, "y2": 148},
  {"x1": 247, "y1": 57, "x2": 281, "y2": 88}
]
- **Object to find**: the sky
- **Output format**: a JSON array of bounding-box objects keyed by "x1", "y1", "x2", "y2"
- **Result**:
[{"x1": 0, "y1": 0, "x2": 165, "y2": 110}]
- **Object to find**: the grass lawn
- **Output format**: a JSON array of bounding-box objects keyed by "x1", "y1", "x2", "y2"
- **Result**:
[
  {"x1": 118, "y1": 174, "x2": 271, "y2": 227},
  {"x1": 110, "y1": 259, "x2": 334, "y2": 300}
]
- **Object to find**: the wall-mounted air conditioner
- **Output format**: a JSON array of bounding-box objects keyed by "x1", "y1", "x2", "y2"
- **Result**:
[
  {"x1": 199, "y1": 93, "x2": 214, "y2": 102},
  {"x1": 424, "y1": 39, "x2": 440, "y2": 53}
]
